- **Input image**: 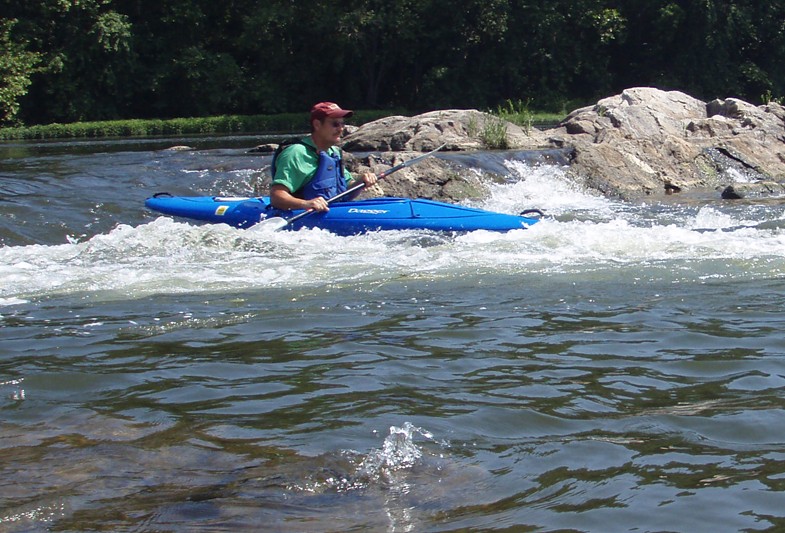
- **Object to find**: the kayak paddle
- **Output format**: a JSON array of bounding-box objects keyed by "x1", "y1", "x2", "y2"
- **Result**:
[{"x1": 260, "y1": 143, "x2": 446, "y2": 230}]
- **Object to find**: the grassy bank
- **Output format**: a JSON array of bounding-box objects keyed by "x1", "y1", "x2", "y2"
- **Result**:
[
  {"x1": 0, "y1": 109, "x2": 564, "y2": 141},
  {"x1": 0, "y1": 111, "x2": 393, "y2": 141}
]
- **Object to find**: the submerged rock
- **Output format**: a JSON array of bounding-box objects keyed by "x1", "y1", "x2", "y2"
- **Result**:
[
  {"x1": 163, "y1": 145, "x2": 193, "y2": 151},
  {"x1": 247, "y1": 143, "x2": 277, "y2": 153}
]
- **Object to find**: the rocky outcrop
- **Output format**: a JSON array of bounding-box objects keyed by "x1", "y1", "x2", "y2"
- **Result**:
[
  {"x1": 548, "y1": 87, "x2": 785, "y2": 199},
  {"x1": 261, "y1": 88, "x2": 785, "y2": 202},
  {"x1": 338, "y1": 109, "x2": 553, "y2": 202},
  {"x1": 342, "y1": 109, "x2": 550, "y2": 152},
  {"x1": 345, "y1": 153, "x2": 492, "y2": 203}
]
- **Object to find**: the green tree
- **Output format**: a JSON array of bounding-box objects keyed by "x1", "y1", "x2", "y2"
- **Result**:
[
  {"x1": 413, "y1": 0, "x2": 512, "y2": 109},
  {"x1": 3, "y1": 0, "x2": 785, "y2": 125},
  {"x1": 336, "y1": 0, "x2": 426, "y2": 107},
  {"x1": 0, "y1": 18, "x2": 41, "y2": 125},
  {"x1": 118, "y1": 0, "x2": 253, "y2": 118},
  {"x1": 6, "y1": 0, "x2": 137, "y2": 123},
  {"x1": 496, "y1": 1, "x2": 625, "y2": 109},
  {"x1": 612, "y1": 0, "x2": 785, "y2": 102}
]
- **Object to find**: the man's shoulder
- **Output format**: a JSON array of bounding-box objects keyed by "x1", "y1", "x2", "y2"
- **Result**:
[
  {"x1": 277, "y1": 138, "x2": 315, "y2": 162},
  {"x1": 281, "y1": 136, "x2": 312, "y2": 152}
]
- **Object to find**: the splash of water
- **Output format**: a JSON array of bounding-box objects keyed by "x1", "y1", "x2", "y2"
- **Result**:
[
  {"x1": 0, "y1": 502, "x2": 66, "y2": 528},
  {"x1": 291, "y1": 422, "x2": 436, "y2": 495},
  {"x1": 487, "y1": 160, "x2": 616, "y2": 218},
  {"x1": 357, "y1": 422, "x2": 434, "y2": 480},
  {"x1": 0, "y1": 378, "x2": 25, "y2": 401}
]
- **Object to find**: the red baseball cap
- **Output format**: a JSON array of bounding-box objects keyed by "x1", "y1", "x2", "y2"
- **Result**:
[{"x1": 310, "y1": 102, "x2": 353, "y2": 121}]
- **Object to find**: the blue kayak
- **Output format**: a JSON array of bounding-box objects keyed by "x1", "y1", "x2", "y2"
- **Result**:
[{"x1": 144, "y1": 194, "x2": 542, "y2": 235}]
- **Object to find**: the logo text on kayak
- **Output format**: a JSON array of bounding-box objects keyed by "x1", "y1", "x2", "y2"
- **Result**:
[{"x1": 347, "y1": 208, "x2": 389, "y2": 215}]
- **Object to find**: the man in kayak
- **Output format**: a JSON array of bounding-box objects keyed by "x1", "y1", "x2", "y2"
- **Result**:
[{"x1": 270, "y1": 102, "x2": 377, "y2": 212}]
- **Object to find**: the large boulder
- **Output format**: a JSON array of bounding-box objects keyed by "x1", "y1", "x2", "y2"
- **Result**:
[
  {"x1": 342, "y1": 109, "x2": 550, "y2": 152},
  {"x1": 549, "y1": 87, "x2": 785, "y2": 199}
]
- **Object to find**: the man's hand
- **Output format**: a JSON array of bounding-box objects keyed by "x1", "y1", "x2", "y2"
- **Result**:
[
  {"x1": 271, "y1": 184, "x2": 329, "y2": 211},
  {"x1": 359, "y1": 172, "x2": 377, "y2": 187},
  {"x1": 304, "y1": 196, "x2": 329, "y2": 211}
]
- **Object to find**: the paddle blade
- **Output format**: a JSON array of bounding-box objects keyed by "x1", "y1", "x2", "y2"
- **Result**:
[{"x1": 255, "y1": 217, "x2": 289, "y2": 231}]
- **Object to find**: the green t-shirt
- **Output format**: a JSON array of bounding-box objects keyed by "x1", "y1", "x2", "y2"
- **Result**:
[{"x1": 271, "y1": 137, "x2": 353, "y2": 194}]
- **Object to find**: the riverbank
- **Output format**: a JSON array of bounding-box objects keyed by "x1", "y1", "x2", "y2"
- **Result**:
[
  {"x1": 0, "y1": 108, "x2": 565, "y2": 141},
  {"x1": 0, "y1": 111, "x2": 394, "y2": 141}
]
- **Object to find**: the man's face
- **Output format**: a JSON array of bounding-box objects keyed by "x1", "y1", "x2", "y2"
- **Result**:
[{"x1": 313, "y1": 117, "x2": 345, "y2": 144}]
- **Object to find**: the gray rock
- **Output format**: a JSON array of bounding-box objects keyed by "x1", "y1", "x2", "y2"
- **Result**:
[
  {"x1": 342, "y1": 109, "x2": 550, "y2": 152},
  {"x1": 550, "y1": 87, "x2": 785, "y2": 199},
  {"x1": 339, "y1": 109, "x2": 550, "y2": 202},
  {"x1": 344, "y1": 152, "x2": 491, "y2": 204},
  {"x1": 163, "y1": 145, "x2": 193, "y2": 151},
  {"x1": 248, "y1": 143, "x2": 277, "y2": 153}
]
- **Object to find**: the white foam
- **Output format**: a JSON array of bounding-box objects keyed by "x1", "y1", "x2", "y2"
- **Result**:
[
  {"x1": 485, "y1": 161, "x2": 618, "y2": 217},
  {"x1": 3, "y1": 164, "x2": 785, "y2": 305}
]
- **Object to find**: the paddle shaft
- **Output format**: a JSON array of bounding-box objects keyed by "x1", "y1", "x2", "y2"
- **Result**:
[{"x1": 281, "y1": 144, "x2": 445, "y2": 227}]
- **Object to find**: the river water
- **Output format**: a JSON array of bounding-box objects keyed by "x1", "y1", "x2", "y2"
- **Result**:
[{"x1": 2, "y1": 136, "x2": 785, "y2": 532}]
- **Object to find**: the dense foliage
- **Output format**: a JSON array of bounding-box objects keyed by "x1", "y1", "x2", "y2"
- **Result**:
[{"x1": 2, "y1": 0, "x2": 785, "y2": 126}]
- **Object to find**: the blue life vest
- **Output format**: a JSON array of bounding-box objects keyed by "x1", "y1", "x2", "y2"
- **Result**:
[
  {"x1": 297, "y1": 149, "x2": 348, "y2": 201},
  {"x1": 271, "y1": 140, "x2": 348, "y2": 201}
]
